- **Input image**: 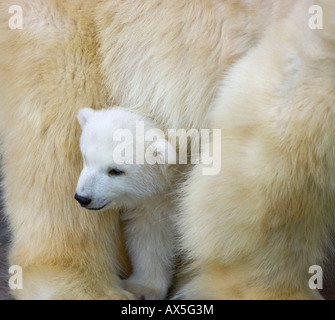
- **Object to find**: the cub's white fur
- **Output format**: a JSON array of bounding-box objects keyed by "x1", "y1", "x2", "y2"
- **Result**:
[{"x1": 76, "y1": 107, "x2": 177, "y2": 300}]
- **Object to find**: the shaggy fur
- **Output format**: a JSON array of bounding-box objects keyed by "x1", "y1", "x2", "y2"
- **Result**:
[
  {"x1": 0, "y1": 0, "x2": 334, "y2": 299},
  {"x1": 176, "y1": 0, "x2": 335, "y2": 299},
  {"x1": 0, "y1": 0, "x2": 262, "y2": 299}
]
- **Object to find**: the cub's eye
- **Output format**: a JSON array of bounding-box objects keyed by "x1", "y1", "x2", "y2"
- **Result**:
[{"x1": 108, "y1": 168, "x2": 125, "y2": 176}]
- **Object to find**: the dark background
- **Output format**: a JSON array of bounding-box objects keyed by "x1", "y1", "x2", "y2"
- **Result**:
[{"x1": 0, "y1": 169, "x2": 12, "y2": 300}]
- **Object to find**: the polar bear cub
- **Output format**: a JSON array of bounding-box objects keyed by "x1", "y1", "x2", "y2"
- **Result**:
[{"x1": 75, "y1": 107, "x2": 177, "y2": 300}]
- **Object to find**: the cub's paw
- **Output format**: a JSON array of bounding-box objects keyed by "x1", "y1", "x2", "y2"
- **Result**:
[{"x1": 122, "y1": 279, "x2": 167, "y2": 300}]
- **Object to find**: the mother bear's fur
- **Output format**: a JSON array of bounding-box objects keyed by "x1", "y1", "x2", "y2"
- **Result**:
[{"x1": 0, "y1": 0, "x2": 333, "y2": 299}]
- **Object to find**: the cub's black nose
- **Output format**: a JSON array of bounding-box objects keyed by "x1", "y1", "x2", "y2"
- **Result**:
[{"x1": 74, "y1": 194, "x2": 91, "y2": 206}]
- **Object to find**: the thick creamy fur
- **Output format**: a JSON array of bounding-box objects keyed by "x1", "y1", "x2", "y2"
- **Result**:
[
  {"x1": 176, "y1": 0, "x2": 335, "y2": 300},
  {"x1": 0, "y1": 0, "x2": 261, "y2": 299},
  {"x1": 0, "y1": 0, "x2": 333, "y2": 299}
]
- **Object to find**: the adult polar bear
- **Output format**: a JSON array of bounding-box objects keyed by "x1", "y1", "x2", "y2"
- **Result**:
[
  {"x1": 177, "y1": 1, "x2": 335, "y2": 299},
  {"x1": 0, "y1": 0, "x2": 332, "y2": 299}
]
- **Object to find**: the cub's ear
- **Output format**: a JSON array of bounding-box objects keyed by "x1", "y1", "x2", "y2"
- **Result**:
[{"x1": 77, "y1": 108, "x2": 95, "y2": 128}]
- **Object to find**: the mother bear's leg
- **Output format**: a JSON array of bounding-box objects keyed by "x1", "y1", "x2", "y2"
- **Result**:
[
  {"x1": 0, "y1": 0, "x2": 132, "y2": 299},
  {"x1": 176, "y1": 0, "x2": 335, "y2": 299}
]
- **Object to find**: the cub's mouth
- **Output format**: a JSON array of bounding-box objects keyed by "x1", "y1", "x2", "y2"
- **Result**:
[
  {"x1": 85, "y1": 200, "x2": 114, "y2": 211},
  {"x1": 86, "y1": 204, "x2": 107, "y2": 211}
]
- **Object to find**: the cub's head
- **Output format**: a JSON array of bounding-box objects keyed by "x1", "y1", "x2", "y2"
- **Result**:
[{"x1": 74, "y1": 107, "x2": 176, "y2": 211}]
